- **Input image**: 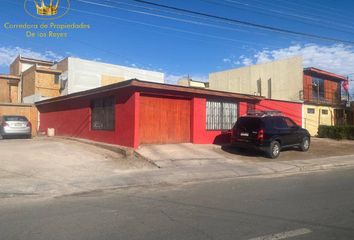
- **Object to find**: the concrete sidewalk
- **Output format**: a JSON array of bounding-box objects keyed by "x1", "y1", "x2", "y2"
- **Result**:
[
  {"x1": 77, "y1": 154, "x2": 354, "y2": 196},
  {"x1": 1, "y1": 137, "x2": 354, "y2": 200}
]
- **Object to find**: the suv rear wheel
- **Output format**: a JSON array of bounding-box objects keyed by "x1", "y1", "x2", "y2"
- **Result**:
[
  {"x1": 267, "y1": 141, "x2": 281, "y2": 159},
  {"x1": 300, "y1": 137, "x2": 310, "y2": 152}
]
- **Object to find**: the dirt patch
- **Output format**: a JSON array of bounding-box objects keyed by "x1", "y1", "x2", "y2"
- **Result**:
[
  {"x1": 216, "y1": 138, "x2": 354, "y2": 162},
  {"x1": 49, "y1": 137, "x2": 156, "y2": 170}
]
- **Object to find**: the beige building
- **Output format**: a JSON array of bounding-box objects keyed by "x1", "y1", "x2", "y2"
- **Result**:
[
  {"x1": 55, "y1": 57, "x2": 165, "y2": 95},
  {"x1": 303, "y1": 105, "x2": 336, "y2": 136},
  {"x1": 0, "y1": 74, "x2": 20, "y2": 103},
  {"x1": 10, "y1": 56, "x2": 53, "y2": 76},
  {"x1": 209, "y1": 56, "x2": 303, "y2": 102},
  {"x1": 177, "y1": 77, "x2": 209, "y2": 88},
  {"x1": 22, "y1": 65, "x2": 62, "y2": 103}
]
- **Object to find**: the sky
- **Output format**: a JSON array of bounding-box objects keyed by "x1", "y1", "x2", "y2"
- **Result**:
[{"x1": 0, "y1": 0, "x2": 354, "y2": 96}]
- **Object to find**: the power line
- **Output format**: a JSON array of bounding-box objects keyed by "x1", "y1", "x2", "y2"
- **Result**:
[
  {"x1": 77, "y1": 0, "x2": 269, "y2": 39},
  {"x1": 73, "y1": 0, "x2": 284, "y2": 48},
  {"x1": 130, "y1": 0, "x2": 354, "y2": 45},
  {"x1": 205, "y1": 0, "x2": 354, "y2": 34}
]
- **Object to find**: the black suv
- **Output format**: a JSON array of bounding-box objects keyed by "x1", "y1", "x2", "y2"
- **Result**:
[{"x1": 231, "y1": 112, "x2": 310, "y2": 158}]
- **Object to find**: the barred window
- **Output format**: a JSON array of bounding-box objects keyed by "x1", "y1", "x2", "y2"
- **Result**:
[
  {"x1": 206, "y1": 101, "x2": 237, "y2": 130},
  {"x1": 91, "y1": 97, "x2": 115, "y2": 131}
]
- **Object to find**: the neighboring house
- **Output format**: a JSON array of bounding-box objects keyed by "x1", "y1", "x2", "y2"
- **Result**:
[
  {"x1": 208, "y1": 57, "x2": 350, "y2": 136},
  {"x1": 0, "y1": 74, "x2": 20, "y2": 103},
  {"x1": 1, "y1": 55, "x2": 165, "y2": 104},
  {"x1": 22, "y1": 65, "x2": 62, "y2": 104},
  {"x1": 10, "y1": 55, "x2": 54, "y2": 76},
  {"x1": 10, "y1": 56, "x2": 55, "y2": 103},
  {"x1": 35, "y1": 79, "x2": 263, "y2": 148},
  {"x1": 209, "y1": 56, "x2": 303, "y2": 102},
  {"x1": 303, "y1": 68, "x2": 349, "y2": 135},
  {"x1": 1, "y1": 55, "x2": 166, "y2": 137},
  {"x1": 55, "y1": 57, "x2": 165, "y2": 95},
  {"x1": 178, "y1": 77, "x2": 209, "y2": 88}
]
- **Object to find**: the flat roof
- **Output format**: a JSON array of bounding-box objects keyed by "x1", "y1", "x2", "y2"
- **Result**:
[
  {"x1": 19, "y1": 56, "x2": 54, "y2": 65},
  {"x1": 36, "y1": 66, "x2": 62, "y2": 74},
  {"x1": 304, "y1": 67, "x2": 347, "y2": 81},
  {"x1": 36, "y1": 79, "x2": 263, "y2": 105},
  {"x1": 0, "y1": 74, "x2": 21, "y2": 80}
]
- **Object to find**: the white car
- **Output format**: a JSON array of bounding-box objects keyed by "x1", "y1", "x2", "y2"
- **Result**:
[{"x1": 0, "y1": 115, "x2": 32, "y2": 139}]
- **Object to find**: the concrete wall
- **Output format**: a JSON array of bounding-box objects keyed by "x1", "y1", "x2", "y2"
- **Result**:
[
  {"x1": 209, "y1": 56, "x2": 303, "y2": 102},
  {"x1": 0, "y1": 103, "x2": 38, "y2": 136},
  {"x1": 0, "y1": 79, "x2": 9, "y2": 103},
  {"x1": 22, "y1": 67, "x2": 61, "y2": 104},
  {"x1": 0, "y1": 77, "x2": 20, "y2": 103},
  {"x1": 22, "y1": 68, "x2": 36, "y2": 98},
  {"x1": 57, "y1": 58, "x2": 165, "y2": 95},
  {"x1": 303, "y1": 104, "x2": 335, "y2": 136},
  {"x1": 178, "y1": 78, "x2": 207, "y2": 88}
]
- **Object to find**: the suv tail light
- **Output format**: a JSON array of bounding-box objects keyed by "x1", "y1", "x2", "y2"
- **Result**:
[
  {"x1": 26, "y1": 122, "x2": 32, "y2": 128},
  {"x1": 232, "y1": 128, "x2": 237, "y2": 137},
  {"x1": 1, "y1": 122, "x2": 8, "y2": 127},
  {"x1": 257, "y1": 128, "x2": 264, "y2": 141}
]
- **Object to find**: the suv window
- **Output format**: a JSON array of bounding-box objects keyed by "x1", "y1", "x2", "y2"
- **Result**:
[
  {"x1": 236, "y1": 117, "x2": 261, "y2": 131},
  {"x1": 284, "y1": 118, "x2": 297, "y2": 128},
  {"x1": 273, "y1": 117, "x2": 288, "y2": 129}
]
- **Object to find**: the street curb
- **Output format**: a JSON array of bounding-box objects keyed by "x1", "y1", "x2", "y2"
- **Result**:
[{"x1": 54, "y1": 160, "x2": 354, "y2": 199}]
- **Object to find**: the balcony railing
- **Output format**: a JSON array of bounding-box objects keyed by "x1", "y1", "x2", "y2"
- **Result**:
[{"x1": 304, "y1": 88, "x2": 342, "y2": 106}]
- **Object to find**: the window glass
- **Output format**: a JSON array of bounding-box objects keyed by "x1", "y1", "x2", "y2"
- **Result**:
[
  {"x1": 322, "y1": 109, "x2": 329, "y2": 115},
  {"x1": 206, "y1": 101, "x2": 237, "y2": 130},
  {"x1": 307, "y1": 108, "x2": 315, "y2": 114},
  {"x1": 236, "y1": 117, "x2": 261, "y2": 132},
  {"x1": 91, "y1": 97, "x2": 115, "y2": 130},
  {"x1": 273, "y1": 117, "x2": 287, "y2": 129},
  {"x1": 54, "y1": 75, "x2": 60, "y2": 84},
  {"x1": 4, "y1": 116, "x2": 28, "y2": 122},
  {"x1": 284, "y1": 118, "x2": 297, "y2": 128},
  {"x1": 312, "y1": 77, "x2": 325, "y2": 101}
]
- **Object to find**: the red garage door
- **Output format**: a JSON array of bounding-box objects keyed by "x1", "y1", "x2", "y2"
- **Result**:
[{"x1": 140, "y1": 95, "x2": 191, "y2": 144}]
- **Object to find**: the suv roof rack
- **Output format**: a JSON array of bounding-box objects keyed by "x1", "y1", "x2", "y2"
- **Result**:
[{"x1": 246, "y1": 110, "x2": 283, "y2": 117}]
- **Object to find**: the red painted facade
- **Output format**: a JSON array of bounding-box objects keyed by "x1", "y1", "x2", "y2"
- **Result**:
[
  {"x1": 255, "y1": 99, "x2": 303, "y2": 126},
  {"x1": 37, "y1": 80, "x2": 262, "y2": 148},
  {"x1": 39, "y1": 89, "x2": 138, "y2": 147}
]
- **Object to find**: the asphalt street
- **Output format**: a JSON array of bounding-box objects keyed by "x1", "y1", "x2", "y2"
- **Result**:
[{"x1": 1, "y1": 168, "x2": 354, "y2": 240}]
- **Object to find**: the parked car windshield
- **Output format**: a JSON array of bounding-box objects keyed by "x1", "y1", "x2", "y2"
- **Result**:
[
  {"x1": 236, "y1": 117, "x2": 261, "y2": 131},
  {"x1": 4, "y1": 116, "x2": 28, "y2": 122}
]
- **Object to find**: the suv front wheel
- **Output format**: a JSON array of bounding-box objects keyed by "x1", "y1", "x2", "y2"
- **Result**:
[
  {"x1": 299, "y1": 137, "x2": 310, "y2": 152},
  {"x1": 267, "y1": 141, "x2": 281, "y2": 159}
]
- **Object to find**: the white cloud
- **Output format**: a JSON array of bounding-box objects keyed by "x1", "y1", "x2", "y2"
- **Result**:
[
  {"x1": 0, "y1": 46, "x2": 63, "y2": 68},
  {"x1": 240, "y1": 44, "x2": 354, "y2": 76},
  {"x1": 165, "y1": 74, "x2": 208, "y2": 84}
]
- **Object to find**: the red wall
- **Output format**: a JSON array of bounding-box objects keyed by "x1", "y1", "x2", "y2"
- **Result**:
[
  {"x1": 255, "y1": 99, "x2": 303, "y2": 126},
  {"x1": 38, "y1": 89, "x2": 138, "y2": 147},
  {"x1": 191, "y1": 97, "x2": 225, "y2": 144},
  {"x1": 191, "y1": 98, "x2": 252, "y2": 144},
  {"x1": 38, "y1": 88, "x2": 260, "y2": 148}
]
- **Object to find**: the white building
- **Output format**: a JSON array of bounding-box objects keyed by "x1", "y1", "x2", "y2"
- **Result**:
[{"x1": 55, "y1": 57, "x2": 165, "y2": 95}]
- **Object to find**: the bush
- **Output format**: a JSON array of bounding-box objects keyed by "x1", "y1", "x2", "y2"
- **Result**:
[{"x1": 318, "y1": 125, "x2": 354, "y2": 140}]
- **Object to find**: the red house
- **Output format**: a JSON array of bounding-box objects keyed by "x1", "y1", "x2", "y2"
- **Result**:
[{"x1": 36, "y1": 79, "x2": 264, "y2": 148}]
